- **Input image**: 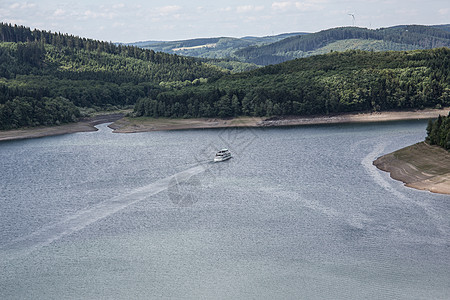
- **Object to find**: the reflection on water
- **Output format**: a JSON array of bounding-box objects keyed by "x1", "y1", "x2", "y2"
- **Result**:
[{"x1": 1, "y1": 121, "x2": 449, "y2": 299}]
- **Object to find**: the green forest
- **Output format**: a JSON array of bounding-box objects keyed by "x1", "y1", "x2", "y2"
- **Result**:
[
  {"x1": 0, "y1": 23, "x2": 224, "y2": 129},
  {"x1": 426, "y1": 113, "x2": 450, "y2": 150},
  {"x1": 132, "y1": 25, "x2": 450, "y2": 66},
  {"x1": 234, "y1": 25, "x2": 450, "y2": 65},
  {"x1": 135, "y1": 48, "x2": 450, "y2": 118},
  {"x1": 1, "y1": 23, "x2": 450, "y2": 130}
]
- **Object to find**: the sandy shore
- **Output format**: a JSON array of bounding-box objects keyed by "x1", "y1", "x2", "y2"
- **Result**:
[
  {"x1": 109, "y1": 116, "x2": 265, "y2": 133},
  {"x1": 0, "y1": 114, "x2": 124, "y2": 142},
  {"x1": 374, "y1": 142, "x2": 450, "y2": 195},
  {"x1": 110, "y1": 108, "x2": 450, "y2": 133}
]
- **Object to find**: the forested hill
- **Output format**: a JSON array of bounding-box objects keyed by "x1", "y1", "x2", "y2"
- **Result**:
[
  {"x1": 129, "y1": 32, "x2": 308, "y2": 60},
  {"x1": 2, "y1": 23, "x2": 450, "y2": 131},
  {"x1": 0, "y1": 23, "x2": 225, "y2": 129},
  {"x1": 234, "y1": 25, "x2": 450, "y2": 65},
  {"x1": 134, "y1": 48, "x2": 450, "y2": 119},
  {"x1": 130, "y1": 25, "x2": 450, "y2": 66}
]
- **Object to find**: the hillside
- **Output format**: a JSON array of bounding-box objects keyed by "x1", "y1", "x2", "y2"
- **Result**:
[
  {"x1": 0, "y1": 23, "x2": 225, "y2": 130},
  {"x1": 131, "y1": 25, "x2": 450, "y2": 66},
  {"x1": 128, "y1": 33, "x2": 308, "y2": 72},
  {"x1": 129, "y1": 33, "x2": 307, "y2": 59},
  {"x1": 2, "y1": 23, "x2": 450, "y2": 131},
  {"x1": 430, "y1": 24, "x2": 450, "y2": 33},
  {"x1": 234, "y1": 25, "x2": 450, "y2": 65},
  {"x1": 134, "y1": 48, "x2": 450, "y2": 118}
]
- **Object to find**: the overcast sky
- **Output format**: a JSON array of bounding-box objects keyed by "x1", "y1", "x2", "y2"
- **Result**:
[{"x1": 1, "y1": 0, "x2": 449, "y2": 42}]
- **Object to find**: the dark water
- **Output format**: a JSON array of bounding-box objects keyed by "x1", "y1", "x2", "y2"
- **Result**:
[{"x1": 1, "y1": 121, "x2": 449, "y2": 299}]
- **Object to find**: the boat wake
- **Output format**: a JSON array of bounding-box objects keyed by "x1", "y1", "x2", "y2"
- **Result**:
[
  {"x1": 360, "y1": 141, "x2": 410, "y2": 200},
  {"x1": 361, "y1": 140, "x2": 449, "y2": 237},
  {"x1": 0, "y1": 164, "x2": 207, "y2": 261}
]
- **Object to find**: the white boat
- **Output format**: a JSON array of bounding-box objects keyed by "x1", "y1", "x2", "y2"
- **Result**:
[{"x1": 214, "y1": 149, "x2": 232, "y2": 162}]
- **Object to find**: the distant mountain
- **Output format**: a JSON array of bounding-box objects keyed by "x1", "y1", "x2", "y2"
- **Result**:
[
  {"x1": 128, "y1": 33, "x2": 308, "y2": 60},
  {"x1": 432, "y1": 24, "x2": 450, "y2": 32},
  {"x1": 240, "y1": 32, "x2": 309, "y2": 44},
  {"x1": 235, "y1": 25, "x2": 450, "y2": 65},
  {"x1": 132, "y1": 25, "x2": 450, "y2": 66}
]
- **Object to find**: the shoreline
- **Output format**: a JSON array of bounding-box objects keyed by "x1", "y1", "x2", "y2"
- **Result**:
[
  {"x1": 374, "y1": 142, "x2": 450, "y2": 195},
  {"x1": 0, "y1": 108, "x2": 449, "y2": 141},
  {"x1": 0, "y1": 113, "x2": 124, "y2": 142},
  {"x1": 111, "y1": 108, "x2": 450, "y2": 133}
]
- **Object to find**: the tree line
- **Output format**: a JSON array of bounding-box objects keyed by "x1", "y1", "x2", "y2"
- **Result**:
[
  {"x1": 0, "y1": 23, "x2": 201, "y2": 65},
  {"x1": 426, "y1": 113, "x2": 450, "y2": 150},
  {"x1": 0, "y1": 23, "x2": 225, "y2": 129},
  {"x1": 134, "y1": 48, "x2": 450, "y2": 118},
  {"x1": 0, "y1": 96, "x2": 80, "y2": 129}
]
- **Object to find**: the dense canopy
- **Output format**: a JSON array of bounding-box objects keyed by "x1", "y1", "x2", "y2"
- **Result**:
[
  {"x1": 1, "y1": 23, "x2": 450, "y2": 130},
  {"x1": 135, "y1": 48, "x2": 450, "y2": 118},
  {"x1": 0, "y1": 23, "x2": 224, "y2": 129}
]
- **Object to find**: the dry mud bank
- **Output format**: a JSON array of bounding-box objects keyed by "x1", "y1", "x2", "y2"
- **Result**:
[{"x1": 374, "y1": 142, "x2": 450, "y2": 195}]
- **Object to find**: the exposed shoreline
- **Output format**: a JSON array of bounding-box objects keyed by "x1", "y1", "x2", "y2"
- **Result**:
[
  {"x1": 1, "y1": 108, "x2": 449, "y2": 141},
  {"x1": 110, "y1": 108, "x2": 450, "y2": 133},
  {"x1": 0, "y1": 113, "x2": 124, "y2": 142},
  {"x1": 374, "y1": 142, "x2": 450, "y2": 195}
]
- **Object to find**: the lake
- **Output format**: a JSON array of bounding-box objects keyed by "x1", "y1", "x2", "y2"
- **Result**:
[{"x1": 1, "y1": 120, "x2": 449, "y2": 299}]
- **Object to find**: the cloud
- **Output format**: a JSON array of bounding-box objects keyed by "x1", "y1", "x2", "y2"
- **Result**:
[
  {"x1": 244, "y1": 15, "x2": 272, "y2": 22},
  {"x1": 156, "y1": 5, "x2": 182, "y2": 16},
  {"x1": 112, "y1": 22, "x2": 125, "y2": 28},
  {"x1": 236, "y1": 5, "x2": 265, "y2": 14},
  {"x1": 83, "y1": 9, "x2": 116, "y2": 20},
  {"x1": 395, "y1": 8, "x2": 418, "y2": 17},
  {"x1": 220, "y1": 7, "x2": 233, "y2": 12},
  {"x1": 272, "y1": 2, "x2": 292, "y2": 11},
  {"x1": 3, "y1": 18, "x2": 27, "y2": 25},
  {"x1": 53, "y1": 8, "x2": 65, "y2": 17},
  {"x1": 295, "y1": 2, "x2": 319, "y2": 11},
  {"x1": 9, "y1": 3, "x2": 20, "y2": 9},
  {"x1": 112, "y1": 3, "x2": 125, "y2": 9},
  {"x1": 438, "y1": 8, "x2": 449, "y2": 15},
  {"x1": 9, "y1": 2, "x2": 36, "y2": 10},
  {"x1": 272, "y1": 1, "x2": 325, "y2": 12}
]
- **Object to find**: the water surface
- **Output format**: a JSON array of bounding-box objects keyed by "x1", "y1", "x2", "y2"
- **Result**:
[{"x1": 1, "y1": 121, "x2": 449, "y2": 299}]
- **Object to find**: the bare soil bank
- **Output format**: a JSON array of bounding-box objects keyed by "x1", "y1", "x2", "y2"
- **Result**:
[
  {"x1": 0, "y1": 114, "x2": 124, "y2": 142},
  {"x1": 374, "y1": 142, "x2": 450, "y2": 195},
  {"x1": 109, "y1": 116, "x2": 264, "y2": 132},
  {"x1": 111, "y1": 108, "x2": 450, "y2": 133}
]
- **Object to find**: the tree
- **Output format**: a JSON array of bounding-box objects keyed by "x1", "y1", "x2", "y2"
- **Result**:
[{"x1": 216, "y1": 95, "x2": 232, "y2": 118}]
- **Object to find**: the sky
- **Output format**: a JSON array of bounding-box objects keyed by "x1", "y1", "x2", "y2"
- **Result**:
[{"x1": 1, "y1": 0, "x2": 449, "y2": 42}]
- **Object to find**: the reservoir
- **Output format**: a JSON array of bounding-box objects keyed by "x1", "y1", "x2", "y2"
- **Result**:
[{"x1": 1, "y1": 120, "x2": 449, "y2": 299}]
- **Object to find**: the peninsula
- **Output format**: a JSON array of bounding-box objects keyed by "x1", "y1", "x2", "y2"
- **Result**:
[
  {"x1": 374, "y1": 112, "x2": 450, "y2": 195},
  {"x1": 374, "y1": 142, "x2": 450, "y2": 195}
]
